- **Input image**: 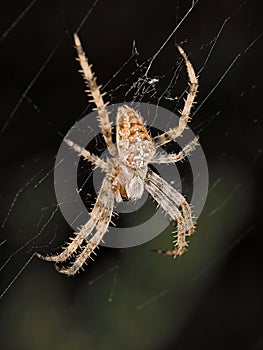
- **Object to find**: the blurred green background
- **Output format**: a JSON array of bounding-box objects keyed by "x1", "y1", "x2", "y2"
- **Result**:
[{"x1": 0, "y1": 0, "x2": 262, "y2": 349}]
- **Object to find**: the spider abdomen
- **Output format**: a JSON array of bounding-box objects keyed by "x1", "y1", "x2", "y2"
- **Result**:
[{"x1": 116, "y1": 105, "x2": 155, "y2": 168}]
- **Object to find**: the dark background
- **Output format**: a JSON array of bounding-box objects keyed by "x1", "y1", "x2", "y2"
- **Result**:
[{"x1": 0, "y1": 0, "x2": 262, "y2": 349}]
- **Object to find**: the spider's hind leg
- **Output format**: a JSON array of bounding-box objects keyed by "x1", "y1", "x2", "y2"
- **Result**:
[
  {"x1": 74, "y1": 34, "x2": 117, "y2": 156},
  {"x1": 153, "y1": 45, "x2": 198, "y2": 148}
]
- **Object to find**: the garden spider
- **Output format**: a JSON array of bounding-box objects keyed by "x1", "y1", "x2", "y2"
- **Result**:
[{"x1": 37, "y1": 34, "x2": 198, "y2": 275}]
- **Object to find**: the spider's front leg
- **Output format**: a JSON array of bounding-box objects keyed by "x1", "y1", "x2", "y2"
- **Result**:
[
  {"x1": 37, "y1": 177, "x2": 114, "y2": 275},
  {"x1": 57, "y1": 184, "x2": 114, "y2": 275},
  {"x1": 145, "y1": 169, "x2": 195, "y2": 258}
]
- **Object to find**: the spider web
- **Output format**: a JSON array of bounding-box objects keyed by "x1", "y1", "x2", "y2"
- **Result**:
[{"x1": 0, "y1": 0, "x2": 262, "y2": 349}]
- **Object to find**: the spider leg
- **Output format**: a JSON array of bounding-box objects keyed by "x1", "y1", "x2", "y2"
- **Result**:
[
  {"x1": 74, "y1": 34, "x2": 117, "y2": 156},
  {"x1": 147, "y1": 170, "x2": 195, "y2": 234},
  {"x1": 64, "y1": 138, "x2": 108, "y2": 172},
  {"x1": 145, "y1": 169, "x2": 195, "y2": 258},
  {"x1": 36, "y1": 177, "x2": 113, "y2": 265},
  {"x1": 150, "y1": 137, "x2": 198, "y2": 164},
  {"x1": 56, "y1": 183, "x2": 114, "y2": 275},
  {"x1": 154, "y1": 45, "x2": 198, "y2": 148}
]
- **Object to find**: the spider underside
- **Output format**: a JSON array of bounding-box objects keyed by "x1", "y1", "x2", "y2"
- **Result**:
[{"x1": 37, "y1": 34, "x2": 199, "y2": 275}]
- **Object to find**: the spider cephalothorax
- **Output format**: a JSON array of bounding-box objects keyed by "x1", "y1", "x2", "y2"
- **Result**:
[{"x1": 37, "y1": 34, "x2": 198, "y2": 275}]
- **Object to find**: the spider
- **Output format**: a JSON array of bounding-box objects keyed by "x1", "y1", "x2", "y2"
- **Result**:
[{"x1": 37, "y1": 34, "x2": 199, "y2": 275}]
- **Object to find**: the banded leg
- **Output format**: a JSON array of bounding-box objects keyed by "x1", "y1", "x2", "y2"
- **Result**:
[
  {"x1": 147, "y1": 170, "x2": 195, "y2": 234},
  {"x1": 151, "y1": 137, "x2": 198, "y2": 164},
  {"x1": 154, "y1": 45, "x2": 198, "y2": 147},
  {"x1": 36, "y1": 177, "x2": 114, "y2": 268},
  {"x1": 64, "y1": 138, "x2": 108, "y2": 172},
  {"x1": 74, "y1": 34, "x2": 117, "y2": 156},
  {"x1": 145, "y1": 175, "x2": 188, "y2": 257},
  {"x1": 57, "y1": 181, "x2": 114, "y2": 275}
]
